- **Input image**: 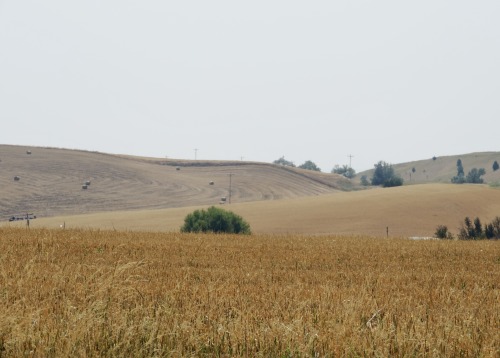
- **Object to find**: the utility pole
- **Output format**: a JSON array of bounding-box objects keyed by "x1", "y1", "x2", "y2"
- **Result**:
[
  {"x1": 348, "y1": 154, "x2": 354, "y2": 168},
  {"x1": 194, "y1": 148, "x2": 198, "y2": 160},
  {"x1": 227, "y1": 173, "x2": 235, "y2": 204}
]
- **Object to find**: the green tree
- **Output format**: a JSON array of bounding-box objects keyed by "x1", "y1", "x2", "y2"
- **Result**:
[
  {"x1": 360, "y1": 175, "x2": 370, "y2": 186},
  {"x1": 457, "y1": 159, "x2": 464, "y2": 176},
  {"x1": 434, "y1": 225, "x2": 453, "y2": 239},
  {"x1": 181, "y1": 206, "x2": 251, "y2": 234},
  {"x1": 298, "y1": 160, "x2": 321, "y2": 172},
  {"x1": 474, "y1": 217, "x2": 483, "y2": 237},
  {"x1": 371, "y1": 161, "x2": 403, "y2": 187},
  {"x1": 458, "y1": 216, "x2": 500, "y2": 240},
  {"x1": 485, "y1": 217, "x2": 500, "y2": 239},
  {"x1": 451, "y1": 159, "x2": 466, "y2": 183},
  {"x1": 459, "y1": 216, "x2": 484, "y2": 240},
  {"x1": 493, "y1": 160, "x2": 499, "y2": 172},
  {"x1": 332, "y1": 164, "x2": 356, "y2": 179},
  {"x1": 466, "y1": 168, "x2": 486, "y2": 184},
  {"x1": 273, "y1": 156, "x2": 295, "y2": 167}
]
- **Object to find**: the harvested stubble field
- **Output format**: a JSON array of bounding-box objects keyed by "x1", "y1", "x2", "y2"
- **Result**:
[{"x1": 0, "y1": 228, "x2": 499, "y2": 357}]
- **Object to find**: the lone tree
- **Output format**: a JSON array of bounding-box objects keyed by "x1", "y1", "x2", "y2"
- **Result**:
[
  {"x1": 298, "y1": 160, "x2": 321, "y2": 172},
  {"x1": 181, "y1": 206, "x2": 251, "y2": 234},
  {"x1": 371, "y1": 161, "x2": 403, "y2": 187},
  {"x1": 332, "y1": 164, "x2": 356, "y2": 179},
  {"x1": 493, "y1": 160, "x2": 499, "y2": 172}
]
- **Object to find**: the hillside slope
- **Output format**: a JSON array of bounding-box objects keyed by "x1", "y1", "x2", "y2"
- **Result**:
[
  {"x1": 0, "y1": 145, "x2": 351, "y2": 220},
  {"x1": 14, "y1": 184, "x2": 500, "y2": 238},
  {"x1": 358, "y1": 152, "x2": 500, "y2": 184}
]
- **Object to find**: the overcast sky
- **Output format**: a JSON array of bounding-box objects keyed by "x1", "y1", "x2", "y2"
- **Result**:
[{"x1": 0, "y1": 1, "x2": 499, "y2": 172}]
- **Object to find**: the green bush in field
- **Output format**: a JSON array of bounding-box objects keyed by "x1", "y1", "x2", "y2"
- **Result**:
[
  {"x1": 435, "y1": 225, "x2": 453, "y2": 239},
  {"x1": 181, "y1": 206, "x2": 251, "y2": 234}
]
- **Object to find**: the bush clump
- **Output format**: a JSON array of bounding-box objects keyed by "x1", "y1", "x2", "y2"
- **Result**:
[
  {"x1": 181, "y1": 206, "x2": 251, "y2": 234},
  {"x1": 371, "y1": 161, "x2": 403, "y2": 187},
  {"x1": 434, "y1": 225, "x2": 453, "y2": 239},
  {"x1": 436, "y1": 216, "x2": 500, "y2": 240}
]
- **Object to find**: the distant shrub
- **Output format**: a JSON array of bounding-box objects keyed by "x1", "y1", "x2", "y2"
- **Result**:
[
  {"x1": 489, "y1": 181, "x2": 500, "y2": 188},
  {"x1": 435, "y1": 225, "x2": 453, "y2": 239},
  {"x1": 371, "y1": 161, "x2": 403, "y2": 187},
  {"x1": 360, "y1": 175, "x2": 370, "y2": 186},
  {"x1": 466, "y1": 168, "x2": 486, "y2": 184},
  {"x1": 273, "y1": 156, "x2": 295, "y2": 167},
  {"x1": 451, "y1": 174, "x2": 466, "y2": 184},
  {"x1": 484, "y1": 217, "x2": 500, "y2": 239},
  {"x1": 181, "y1": 206, "x2": 251, "y2": 234},
  {"x1": 493, "y1": 160, "x2": 499, "y2": 172},
  {"x1": 332, "y1": 165, "x2": 356, "y2": 179},
  {"x1": 383, "y1": 176, "x2": 404, "y2": 188}
]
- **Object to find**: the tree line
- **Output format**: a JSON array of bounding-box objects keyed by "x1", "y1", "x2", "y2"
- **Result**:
[{"x1": 273, "y1": 157, "x2": 403, "y2": 187}]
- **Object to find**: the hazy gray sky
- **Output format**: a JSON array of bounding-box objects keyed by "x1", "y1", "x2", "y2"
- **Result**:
[{"x1": 1, "y1": 1, "x2": 499, "y2": 172}]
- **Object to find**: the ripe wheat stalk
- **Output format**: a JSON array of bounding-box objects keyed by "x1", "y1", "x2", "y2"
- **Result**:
[{"x1": 0, "y1": 228, "x2": 498, "y2": 356}]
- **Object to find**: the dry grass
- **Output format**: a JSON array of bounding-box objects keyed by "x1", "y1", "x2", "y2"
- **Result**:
[
  {"x1": 17, "y1": 183, "x2": 500, "y2": 238},
  {"x1": 1, "y1": 228, "x2": 498, "y2": 356}
]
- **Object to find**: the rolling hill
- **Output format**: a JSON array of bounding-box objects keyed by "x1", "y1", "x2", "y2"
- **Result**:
[
  {"x1": 2, "y1": 145, "x2": 500, "y2": 237},
  {"x1": 357, "y1": 152, "x2": 500, "y2": 185},
  {"x1": 0, "y1": 144, "x2": 351, "y2": 220}
]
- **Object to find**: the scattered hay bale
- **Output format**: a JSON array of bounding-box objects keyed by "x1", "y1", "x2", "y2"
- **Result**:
[
  {"x1": 85, "y1": 180, "x2": 91, "y2": 186},
  {"x1": 176, "y1": 167, "x2": 181, "y2": 171},
  {"x1": 14, "y1": 176, "x2": 20, "y2": 181},
  {"x1": 209, "y1": 181, "x2": 214, "y2": 185},
  {"x1": 26, "y1": 150, "x2": 32, "y2": 155},
  {"x1": 82, "y1": 185, "x2": 88, "y2": 190}
]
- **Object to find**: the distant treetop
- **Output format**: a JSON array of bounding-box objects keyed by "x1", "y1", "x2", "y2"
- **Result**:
[
  {"x1": 298, "y1": 160, "x2": 321, "y2": 172},
  {"x1": 273, "y1": 156, "x2": 295, "y2": 167},
  {"x1": 331, "y1": 164, "x2": 356, "y2": 179}
]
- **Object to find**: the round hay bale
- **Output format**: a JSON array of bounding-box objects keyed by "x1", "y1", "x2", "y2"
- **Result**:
[
  {"x1": 82, "y1": 185, "x2": 88, "y2": 190},
  {"x1": 14, "y1": 176, "x2": 20, "y2": 181}
]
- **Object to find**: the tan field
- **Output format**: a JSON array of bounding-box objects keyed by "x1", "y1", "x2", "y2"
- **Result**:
[{"x1": 7, "y1": 183, "x2": 500, "y2": 238}]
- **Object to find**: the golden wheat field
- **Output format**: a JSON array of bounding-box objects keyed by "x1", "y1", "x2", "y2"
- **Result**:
[{"x1": 0, "y1": 228, "x2": 498, "y2": 357}]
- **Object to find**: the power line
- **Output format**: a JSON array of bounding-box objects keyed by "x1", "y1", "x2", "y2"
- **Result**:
[
  {"x1": 227, "y1": 173, "x2": 235, "y2": 204},
  {"x1": 347, "y1": 154, "x2": 354, "y2": 168}
]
